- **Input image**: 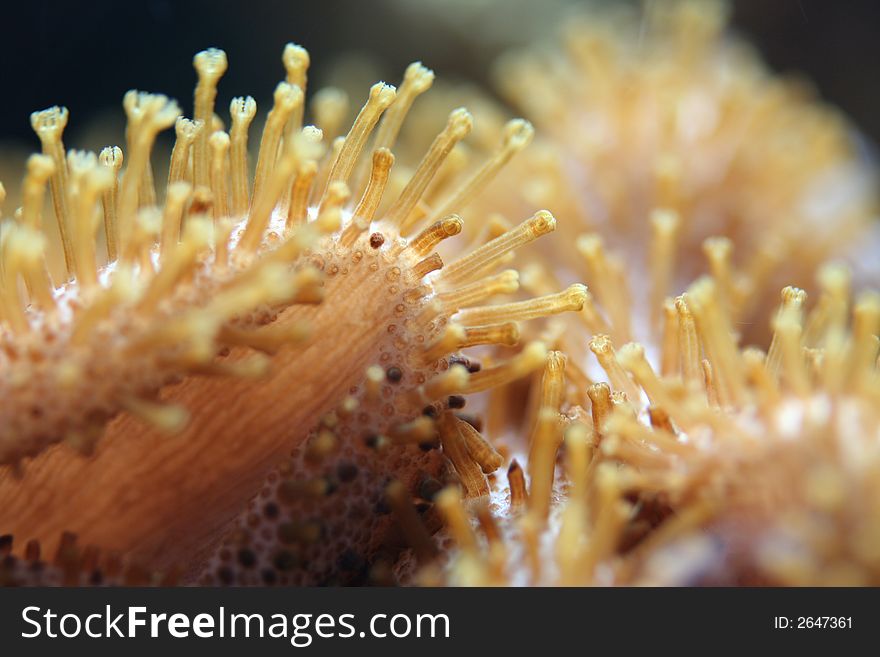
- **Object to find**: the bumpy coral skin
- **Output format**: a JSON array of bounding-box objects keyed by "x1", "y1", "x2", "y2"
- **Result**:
[{"x1": 1, "y1": 237, "x2": 428, "y2": 566}]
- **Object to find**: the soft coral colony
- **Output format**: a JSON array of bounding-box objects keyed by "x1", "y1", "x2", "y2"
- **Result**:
[
  {"x1": 0, "y1": 35, "x2": 578, "y2": 586},
  {"x1": 1, "y1": 0, "x2": 879, "y2": 586}
]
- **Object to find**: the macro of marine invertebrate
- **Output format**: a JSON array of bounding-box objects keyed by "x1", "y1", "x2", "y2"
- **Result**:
[
  {"x1": 390, "y1": 1, "x2": 880, "y2": 586},
  {"x1": 0, "y1": 44, "x2": 589, "y2": 585},
  {"x1": 1, "y1": 0, "x2": 879, "y2": 589},
  {"x1": 427, "y1": 263, "x2": 880, "y2": 586}
]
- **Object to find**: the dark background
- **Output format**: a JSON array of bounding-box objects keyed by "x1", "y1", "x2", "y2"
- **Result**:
[{"x1": 0, "y1": 0, "x2": 878, "y2": 150}]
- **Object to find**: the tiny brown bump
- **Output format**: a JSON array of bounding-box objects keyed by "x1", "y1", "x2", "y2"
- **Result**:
[
  {"x1": 324, "y1": 477, "x2": 339, "y2": 495},
  {"x1": 337, "y1": 549, "x2": 365, "y2": 572},
  {"x1": 237, "y1": 548, "x2": 256, "y2": 568},
  {"x1": 419, "y1": 477, "x2": 443, "y2": 501},
  {"x1": 217, "y1": 567, "x2": 234, "y2": 585},
  {"x1": 278, "y1": 479, "x2": 300, "y2": 505},
  {"x1": 273, "y1": 550, "x2": 298, "y2": 572},
  {"x1": 369, "y1": 232, "x2": 385, "y2": 249},
  {"x1": 337, "y1": 462, "x2": 359, "y2": 482}
]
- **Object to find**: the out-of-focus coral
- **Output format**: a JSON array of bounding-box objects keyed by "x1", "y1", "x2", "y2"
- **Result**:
[{"x1": 480, "y1": 1, "x2": 875, "y2": 334}]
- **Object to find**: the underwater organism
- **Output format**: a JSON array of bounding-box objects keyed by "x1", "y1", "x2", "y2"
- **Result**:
[
  {"x1": 0, "y1": 45, "x2": 586, "y2": 585},
  {"x1": 397, "y1": 0, "x2": 880, "y2": 587},
  {"x1": 473, "y1": 0, "x2": 877, "y2": 336},
  {"x1": 430, "y1": 262, "x2": 880, "y2": 586}
]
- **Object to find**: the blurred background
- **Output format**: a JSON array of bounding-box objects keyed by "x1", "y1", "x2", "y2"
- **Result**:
[{"x1": 1, "y1": 0, "x2": 878, "y2": 158}]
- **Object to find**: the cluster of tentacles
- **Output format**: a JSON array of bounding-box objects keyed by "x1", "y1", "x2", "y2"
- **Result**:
[
  {"x1": 0, "y1": 40, "x2": 584, "y2": 585},
  {"x1": 2, "y1": 0, "x2": 879, "y2": 586}
]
